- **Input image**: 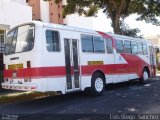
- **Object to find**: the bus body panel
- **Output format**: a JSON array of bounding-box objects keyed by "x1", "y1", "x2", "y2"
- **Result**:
[{"x1": 2, "y1": 21, "x2": 156, "y2": 94}]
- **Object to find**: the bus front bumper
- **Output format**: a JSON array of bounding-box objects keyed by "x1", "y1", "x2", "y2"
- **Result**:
[{"x1": 1, "y1": 83, "x2": 37, "y2": 91}]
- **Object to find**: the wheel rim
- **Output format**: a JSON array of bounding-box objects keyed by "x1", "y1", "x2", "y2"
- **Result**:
[
  {"x1": 95, "y1": 78, "x2": 104, "y2": 92},
  {"x1": 143, "y1": 71, "x2": 149, "y2": 81}
]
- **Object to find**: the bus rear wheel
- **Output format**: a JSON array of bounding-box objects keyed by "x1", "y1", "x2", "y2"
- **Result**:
[
  {"x1": 90, "y1": 73, "x2": 105, "y2": 96},
  {"x1": 140, "y1": 68, "x2": 149, "y2": 84}
]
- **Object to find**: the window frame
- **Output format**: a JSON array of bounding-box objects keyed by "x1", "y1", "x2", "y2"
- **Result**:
[
  {"x1": 131, "y1": 41, "x2": 138, "y2": 54},
  {"x1": 81, "y1": 34, "x2": 94, "y2": 53},
  {"x1": 45, "y1": 29, "x2": 61, "y2": 52},
  {"x1": 4, "y1": 24, "x2": 35, "y2": 55},
  {"x1": 81, "y1": 34, "x2": 105, "y2": 53},
  {"x1": 105, "y1": 38, "x2": 113, "y2": 54},
  {"x1": 93, "y1": 36, "x2": 105, "y2": 53},
  {"x1": 124, "y1": 40, "x2": 132, "y2": 54},
  {"x1": 0, "y1": 30, "x2": 5, "y2": 44},
  {"x1": 142, "y1": 43, "x2": 148, "y2": 55},
  {"x1": 0, "y1": 30, "x2": 5, "y2": 52},
  {"x1": 137, "y1": 42, "x2": 143, "y2": 55},
  {"x1": 115, "y1": 39, "x2": 124, "y2": 53}
]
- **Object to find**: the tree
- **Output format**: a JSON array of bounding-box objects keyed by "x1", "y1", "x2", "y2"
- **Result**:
[
  {"x1": 45, "y1": 0, "x2": 160, "y2": 35},
  {"x1": 120, "y1": 20, "x2": 141, "y2": 37}
]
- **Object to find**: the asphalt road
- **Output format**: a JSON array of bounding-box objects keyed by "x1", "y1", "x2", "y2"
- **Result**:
[{"x1": 0, "y1": 78, "x2": 160, "y2": 120}]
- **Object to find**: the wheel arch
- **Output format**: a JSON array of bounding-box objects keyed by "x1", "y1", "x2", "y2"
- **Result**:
[
  {"x1": 92, "y1": 69, "x2": 106, "y2": 83},
  {"x1": 143, "y1": 66, "x2": 150, "y2": 77}
]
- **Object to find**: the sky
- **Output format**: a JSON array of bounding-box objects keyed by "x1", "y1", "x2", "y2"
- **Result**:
[{"x1": 93, "y1": 10, "x2": 160, "y2": 37}]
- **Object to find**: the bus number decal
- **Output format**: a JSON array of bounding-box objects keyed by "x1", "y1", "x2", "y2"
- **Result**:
[{"x1": 88, "y1": 61, "x2": 104, "y2": 65}]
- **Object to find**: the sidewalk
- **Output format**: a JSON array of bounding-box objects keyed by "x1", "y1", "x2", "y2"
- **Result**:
[
  {"x1": 0, "y1": 89, "x2": 57, "y2": 105},
  {"x1": 0, "y1": 88, "x2": 23, "y2": 96}
]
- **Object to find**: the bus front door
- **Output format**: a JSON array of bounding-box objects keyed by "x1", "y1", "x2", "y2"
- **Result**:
[
  {"x1": 64, "y1": 39, "x2": 80, "y2": 92},
  {"x1": 149, "y1": 46, "x2": 156, "y2": 77}
]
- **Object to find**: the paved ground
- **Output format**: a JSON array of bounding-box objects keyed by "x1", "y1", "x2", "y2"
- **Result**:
[
  {"x1": 0, "y1": 89, "x2": 23, "y2": 96},
  {"x1": 0, "y1": 78, "x2": 160, "y2": 120}
]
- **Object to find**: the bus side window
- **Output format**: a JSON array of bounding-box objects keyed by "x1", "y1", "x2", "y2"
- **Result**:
[
  {"x1": 106, "y1": 38, "x2": 113, "y2": 54},
  {"x1": 81, "y1": 34, "x2": 93, "y2": 52},
  {"x1": 124, "y1": 41, "x2": 131, "y2": 54},
  {"x1": 115, "y1": 39, "x2": 124, "y2": 53},
  {"x1": 46, "y1": 30, "x2": 60, "y2": 52},
  {"x1": 142, "y1": 43, "x2": 148, "y2": 55},
  {"x1": 138, "y1": 42, "x2": 143, "y2": 54},
  {"x1": 131, "y1": 41, "x2": 138, "y2": 54},
  {"x1": 93, "y1": 36, "x2": 105, "y2": 53}
]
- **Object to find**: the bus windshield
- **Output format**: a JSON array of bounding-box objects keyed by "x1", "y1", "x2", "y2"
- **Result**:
[{"x1": 4, "y1": 24, "x2": 35, "y2": 55}]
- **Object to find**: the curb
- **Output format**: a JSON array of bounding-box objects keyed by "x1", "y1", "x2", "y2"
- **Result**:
[{"x1": 0, "y1": 91, "x2": 57, "y2": 105}]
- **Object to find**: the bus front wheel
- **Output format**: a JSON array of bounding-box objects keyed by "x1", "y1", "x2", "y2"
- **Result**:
[
  {"x1": 90, "y1": 72, "x2": 105, "y2": 96},
  {"x1": 140, "y1": 68, "x2": 149, "y2": 84}
]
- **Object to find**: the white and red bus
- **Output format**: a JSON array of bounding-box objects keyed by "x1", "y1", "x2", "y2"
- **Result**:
[{"x1": 1, "y1": 21, "x2": 156, "y2": 95}]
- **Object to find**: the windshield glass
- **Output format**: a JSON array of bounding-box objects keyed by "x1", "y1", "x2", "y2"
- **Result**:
[{"x1": 5, "y1": 24, "x2": 35, "y2": 55}]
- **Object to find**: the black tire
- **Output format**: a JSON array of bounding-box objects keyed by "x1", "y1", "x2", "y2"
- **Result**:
[
  {"x1": 89, "y1": 72, "x2": 105, "y2": 96},
  {"x1": 139, "y1": 68, "x2": 149, "y2": 84}
]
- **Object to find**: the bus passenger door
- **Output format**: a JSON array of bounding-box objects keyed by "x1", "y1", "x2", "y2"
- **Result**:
[
  {"x1": 149, "y1": 46, "x2": 156, "y2": 77},
  {"x1": 64, "y1": 38, "x2": 80, "y2": 92}
]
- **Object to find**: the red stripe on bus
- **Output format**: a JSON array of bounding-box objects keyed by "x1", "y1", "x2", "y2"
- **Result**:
[
  {"x1": 121, "y1": 53, "x2": 150, "y2": 77},
  {"x1": 3, "y1": 64, "x2": 138, "y2": 78},
  {"x1": 4, "y1": 54, "x2": 152, "y2": 79},
  {"x1": 4, "y1": 66, "x2": 66, "y2": 78}
]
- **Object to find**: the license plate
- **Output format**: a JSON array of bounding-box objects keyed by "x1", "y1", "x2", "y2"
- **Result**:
[{"x1": 8, "y1": 64, "x2": 23, "y2": 70}]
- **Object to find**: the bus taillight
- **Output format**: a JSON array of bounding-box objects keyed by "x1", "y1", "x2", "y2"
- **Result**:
[{"x1": 27, "y1": 61, "x2": 31, "y2": 68}]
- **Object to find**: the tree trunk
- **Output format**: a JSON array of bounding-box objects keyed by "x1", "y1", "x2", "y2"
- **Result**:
[
  {"x1": 111, "y1": 11, "x2": 121, "y2": 34},
  {"x1": 109, "y1": 0, "x2": 126, "y2": 34},
  {"x1": 113, "y1": 17, "x2": 121, "y2": 34}
]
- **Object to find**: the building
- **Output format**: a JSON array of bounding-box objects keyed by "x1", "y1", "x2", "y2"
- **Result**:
[
  {"x1": 0, "y1": 0, "x2": 32, "y2": 83},
  {"x1": 145, "y1": 35, "x2": 160, "y2": 46},
  {"x1": 27, "y1": 0, "x2": 63, "y2": 24},
  {"x1": 0, "y1": 0, "x2": 32, "y2": 48},
  {"x1": 27, "y1": 0, "x2": 112, "y2": 32},
  {"x1": 27, "y1": 0, "x2": 101, "y2": 31}
]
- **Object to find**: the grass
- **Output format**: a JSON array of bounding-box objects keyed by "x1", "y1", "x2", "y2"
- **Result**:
[{"x1": 0, "y1": 91, "x2": 57, "y2": 105}]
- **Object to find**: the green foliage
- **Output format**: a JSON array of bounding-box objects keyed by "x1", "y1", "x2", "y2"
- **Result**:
[
  {"x1": 120, "y1": 20, "x2": 141, "y2": 37},
  {"x1": 130, "y1": 0, "x2": 160, "y2": 26}
]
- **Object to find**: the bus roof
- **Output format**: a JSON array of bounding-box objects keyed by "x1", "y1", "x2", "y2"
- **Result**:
[
  {"x1": 106, "y1": 32, "x2": 151, "y2": 43},
  {"x1": 9, "y1": 21, "x2": 152, "y2": 44},
  {"x1": 36, "y1": 21, "x2": 97, "y2": 34},
  {"x1": 35, "y1": 21, "x2": 151, "y2": 43}
]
